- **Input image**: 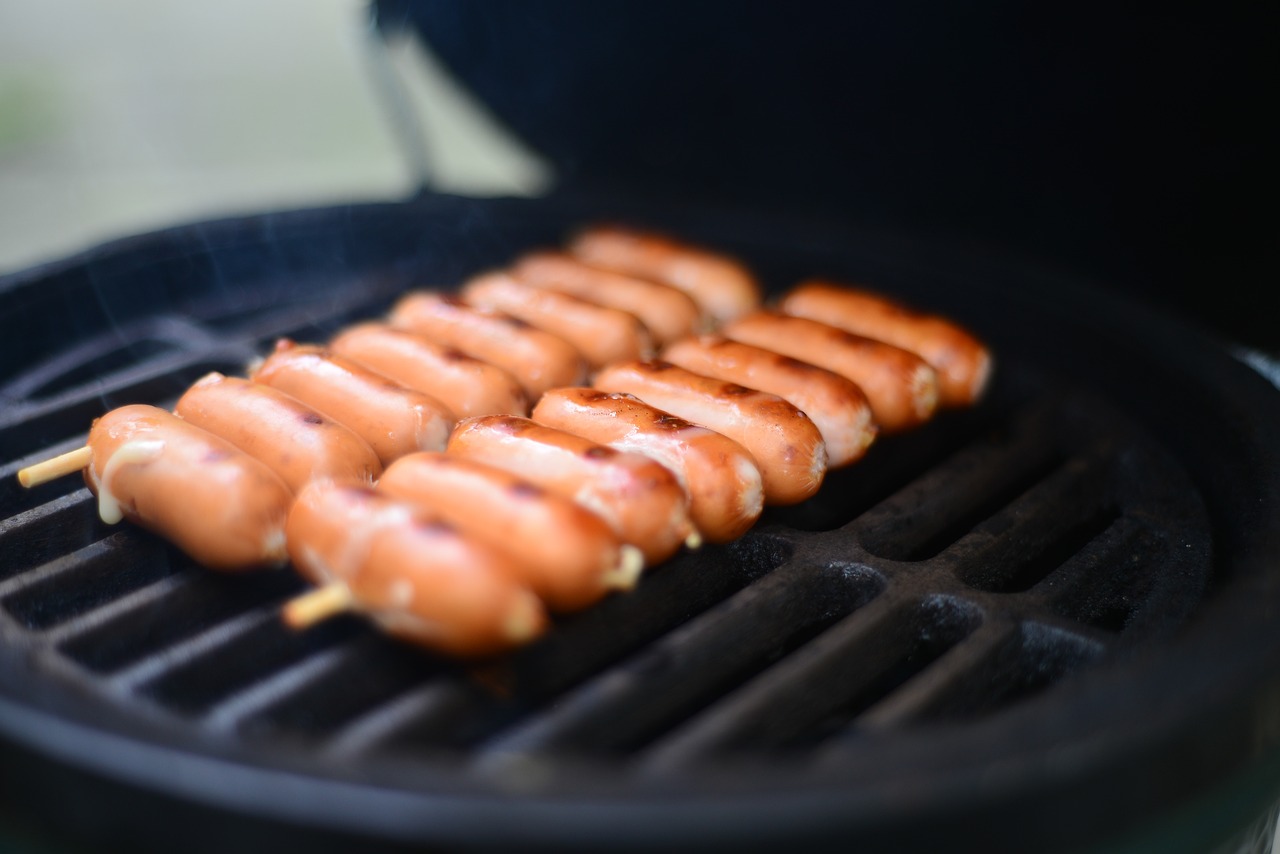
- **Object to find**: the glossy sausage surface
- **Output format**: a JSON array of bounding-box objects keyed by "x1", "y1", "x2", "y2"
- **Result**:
[
  {"x1": 462, "y1": 271, "x2": 654, "y2": 369},
  {"x1": 509, "y1": 251, "x2": 701, "y2": 345},
  {"x1": 447, "y1": 415, "x2": 696, "y2": 565},
  {"x1": 379, "y1": 452, "x2": 643, "y2": 612},
  {"x1": 84, "y1": 404, "x2": 290, "y2": 570},
  {"x1": 568, "y1": 225, "x2": 761, "y2": 325},
  {"x1": 287, "y1": 482, "x2": 547, "y2": 657},
  {"x1": 662, "y1": 336, "x2": 877, "y2": 467},
  {"x1": 175, "y1": 373, "x2": 381, "y2": 492},
  {"x1": 532, "y1": 388, "x2": 764, "y2": 542},
  {"x1": 723, "y1": 312, "x2": 939, "y2": 433},
  {"x1": 329, "y1": 323, "x2": 528, "y2": 419},
  {"x1": 252, "y1": 339, "x2": 451, "y2": 465},
  {"x1": 389, "y1": 292, "x2": 586, "y2": 398},
  {"x1": 780, "y1": 281, "x2": 991, "y2": 406},
  {"x1": 592, "y1": 360, "x2": 827, "y2": 506}
]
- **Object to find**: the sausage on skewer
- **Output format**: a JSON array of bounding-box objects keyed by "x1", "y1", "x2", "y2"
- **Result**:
[
  {"x1": 593, "y1": 360, "x2": 828, "y2": 506},
  {"x1": 448, "y1": 415, "x2": 698, "y2": 566},
  {"x1": 175, "y1": 373, "x2": 382, "y2": 492},
  {"x1": 568, "y1": 224, "x2": 762, "y2": 325},
  {"x1": 251, "y1": 339, "x2": 451, "y2": 465},
  {"x1": 722, "y1": 312, "x2": 939, "y2": 433},
  {"x1": 532, "y1": 388, "x2": 764, "y2": 543},
  {"x1": 379, "y1": 452, "x2": 644, "y2": 612},
  {"x1": 779, "y1": 281, "x2": 992, "y2": 407}
]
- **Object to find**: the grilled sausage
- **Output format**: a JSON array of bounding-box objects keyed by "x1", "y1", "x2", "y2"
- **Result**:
[
  {"x1": 83, "y1": 404, "x2": 290, "y2": 570},
  {"x1": 329, "y1": 323, "x2": 528, "y2": 419},
  {"x1": 568, "y1": 224, "x2": 761, "y2": 325},
  {"x1": 780, "y1": 281, "x2": 992, "y2": 406},
  {"x1": 447, "y1": 415, "x2": 697, "y2": 565},
  {"x1": 592, "y1": 360, "x2": 827, "y2": 505},
  {"x1": 722, "y1": 312, "x2": 939, "y2": 433},
  {"x1": 662, "y1": 336, "x2": 877, "y2": 467},
  {"x1": 509, "y1": 251, "x2": 701, "y2": 345},
  {"x1": 175, "y1": 373, "x2": 381, "y2": 492},
  {"x1": 532, "y1": 388, "x2": 764, "y2": 543},
  {"x1": 251, "y1": 340, "x2": 451, "y2": 465},
  {"x1": 461, "y1": 271, "x2": 654, "y2": 369},
  {"x1": 388, "y1": 292, "x2": 587, "y2": 398},
  {"x1": 379, "y1": 452, "x2": 643, "y2": 611},
  {"x1": 286, "y1": 482, "x2": 547, "y2": 657}
]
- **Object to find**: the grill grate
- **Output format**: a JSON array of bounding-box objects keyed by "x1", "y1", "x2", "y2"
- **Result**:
[
  {"x1": 9, "y1": 200, "x2": 1271, "y2": 854},
  {"x1": 0, "y1": 267, "x2": 1212, "y2": 778}
]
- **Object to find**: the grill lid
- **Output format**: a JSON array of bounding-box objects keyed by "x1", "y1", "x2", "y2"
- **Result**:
[{"x1": 1, "y1": 194, "x2": 1278, "y2": 852}]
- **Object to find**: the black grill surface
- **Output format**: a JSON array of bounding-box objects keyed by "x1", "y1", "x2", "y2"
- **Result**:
[{"x1": 1, "y1": 195, "x2": 1278, "y2": 854}]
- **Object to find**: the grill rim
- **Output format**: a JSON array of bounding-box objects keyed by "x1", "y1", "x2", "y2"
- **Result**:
[{"x1": 2, "y1": 192, "x2": 1279, "y2": 853}]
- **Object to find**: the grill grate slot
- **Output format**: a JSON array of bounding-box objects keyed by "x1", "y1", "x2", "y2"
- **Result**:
[
  {"x1": 854, "y1": 405, "x2": 1068, "y2": 561},
  {"x1": 57, "y1": 569, "x2": 305, "y2": 674},
  {"x1": 204, "y1": 633, "x2": 431, "y2": 737},
  {"x1": 135, "y1": 611, "x2": 365, "y2": 716},
  {"x1": 0, "y1": 492, "x2": 107, "y2": 583},
  {"x1": 948, "y1": 447, "x2": 1122, "y2": 592},
  {"x1": 471, "y1": 562, "x2": 884, "y2": 763},
  {"x1": 1, "y1": 531, "x2": 177, "y2": 630},
  {"x1": 0, "y1": 356, "x2": 251, "y2": 461},
  {"x1": 636, "y1": 594, "x2": 983, "y2": 770}
]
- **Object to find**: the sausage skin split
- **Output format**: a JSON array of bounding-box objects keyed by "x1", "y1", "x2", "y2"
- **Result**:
[
  {"x1": 461, "y1": 271, "x2": 654, "y2": 370},
  {"x1": 329, "y1": 323, "x2": 528, "y2": 419},
  {"x1": 84, "y1": 404, "x2": 291, "y2": 570},
  {"x1": 722, "y1": 312, "x2": 939, "y2": 433},
  {"x1": 447, "y1": 415, "x2": 697, "y2": 566},
  {"x1": 592, "y1": 361, "x2": 827, "y2": 506},
  {"x1": 662, "y1": 336, "x2": 878, "y2": 468},
  {"x1": 379, "y1": 453, "x2": 643, "y2": 612},
  {"x1": 287, "y1": 482, "x2": 547, "y2": 657},
  {"x1": 509, "y1": 251, "x2": 702, "y2": 346},
  {"x1": 567, "y1": 225, "x2": 762, "y2": 325},
  {"x1": 780, "y1": 281, "x2": 992, "y2": 406},
  {"x1": 532, "y1": 388, "x2": 764, "y2": 543},
  {"x1": 388, "y1": 292, "x2": 587, "y2": 399},
  {"x1": 252, "y1": 340, "x2": 451, "y2": 466},
  {"x1": 175, "y1": 373, "x2": 382, "y2": 493}
]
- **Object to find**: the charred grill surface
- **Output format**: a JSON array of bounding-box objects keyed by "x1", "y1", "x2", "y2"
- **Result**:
[{"x1": 1, "y1": 197, "x2": 1276, "y2": 854}]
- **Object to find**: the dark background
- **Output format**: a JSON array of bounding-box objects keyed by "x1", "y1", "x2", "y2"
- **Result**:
[{"x1": 378, "y1": 1, "x2": 1276, "y2": 351}]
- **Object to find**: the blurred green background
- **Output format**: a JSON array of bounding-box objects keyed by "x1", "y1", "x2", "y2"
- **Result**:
[{"x1": 0, "y1": 0, "x2": 549, "y2": 274}]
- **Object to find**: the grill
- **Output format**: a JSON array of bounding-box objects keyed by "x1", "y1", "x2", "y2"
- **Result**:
[{"x1": 2, "y1": 195, "x2": 1279, "y2": 853}]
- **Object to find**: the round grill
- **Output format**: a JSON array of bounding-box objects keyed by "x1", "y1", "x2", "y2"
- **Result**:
[{"x1": 1, "y1": 196, "x2": 1277, "y2": 853}]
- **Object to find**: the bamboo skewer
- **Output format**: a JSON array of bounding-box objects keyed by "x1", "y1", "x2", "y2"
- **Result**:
[
  {"x1": 17, "y1": 446, "x2": 91, "y2": 488},
  {"x1": 282, "y1": 583, "x2": 356, "y2": 629}
]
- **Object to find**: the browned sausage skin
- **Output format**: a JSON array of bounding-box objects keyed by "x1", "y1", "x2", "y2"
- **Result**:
[
  {"x1": 461, "y1": 271, "x2": 654, "y2": 370},
  {"x1": 509, "y1": 251, "x2": 702, "y2": 345},
  {"x1": 567, "y1": 225, "x2": 762, "y2": 325},
  {"x1": 84, "y1": 404, "x2": 291, "y2": 571},
  {"x1": 176, "y1": 371, "x2": 384, "y2": 491},
  {"x1": 532, "y1": 388, "x2": 764, "y2": 543},
  {"x1": 722, "y1": 312, "x2": 939, "y2": 433},
  {"x1": 286, "y1": 482, "x2": 547, "y2": 657},
  {"x1": 329, "y1": 323, "x2": 528, "y2": 419},
  {"x1": 251, "y1": 340, "x2": 451, "y2": 465},
  {"x1": 780, "y1": 281, "x2": 992, "y2": 406},
  {"x1": 661, "y1": 336, "x2": 878, "y2": 467},
  {"x1": 447, "y1": 415, "x2": 697, "y2": 566},
  {"x1": 175, "y1": 373, "x2": 381, "y2": 492},
  {"x1": 592, "y1": 360, "x2": 827, "y2": 506},
  {"x1": 388, "y1": 292, "x2": 587, "y2": 399},
  {"x1": 379, "y1": 452, "x2": 643, "y2": 611}
]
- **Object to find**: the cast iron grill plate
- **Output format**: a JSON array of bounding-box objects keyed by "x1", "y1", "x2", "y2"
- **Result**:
[{"x1": 1, "y1": 196, "x2": 1277, "y2": 853}]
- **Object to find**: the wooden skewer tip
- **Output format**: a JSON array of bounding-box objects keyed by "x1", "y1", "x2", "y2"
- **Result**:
[
  {"x1": 282, "y1": 584, "x2": 355, "y2": 629},
  {"x1": 603, "y1": 544, "x2": 646, "y2": 591},
  {"x1": 17, "y1": 446, "x2": 92, "y2": 488}
]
